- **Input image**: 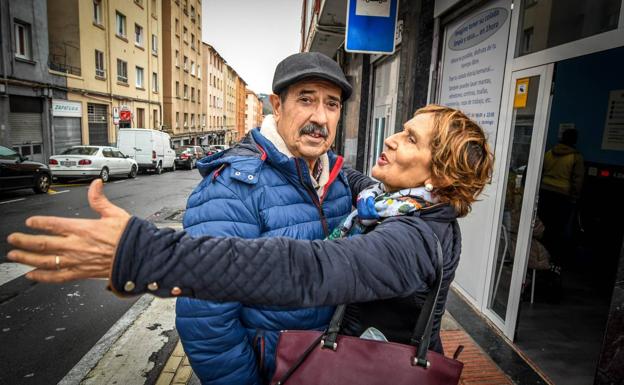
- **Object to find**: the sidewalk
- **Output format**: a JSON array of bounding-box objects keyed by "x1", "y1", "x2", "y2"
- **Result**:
[{"x1": 156, "y1": 312, "x2": 514, "y2": 385}]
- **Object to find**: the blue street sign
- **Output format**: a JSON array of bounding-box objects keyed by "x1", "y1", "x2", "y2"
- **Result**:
[{"x1": 345, "y1": 0, "x2": 399, "y2": 54}]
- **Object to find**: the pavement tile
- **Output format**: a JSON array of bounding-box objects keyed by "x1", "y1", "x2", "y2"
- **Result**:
[
  {"x1": 172, "y1": 341, "x2": 185, "y2": 357},
  {"x1": 162, "y1": 354, "x2": 183, "y2": 374},
  {"x1": 173, "y1": 365, "x2": 193, "y2": 384},
  {"x1": 155, "y1": 371, "x2": 175, "y2": 385}
]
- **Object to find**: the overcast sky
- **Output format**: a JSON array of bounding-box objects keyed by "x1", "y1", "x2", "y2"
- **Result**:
[{"x1": 201, "y1": 0, "x2": 302, "y2": 95}]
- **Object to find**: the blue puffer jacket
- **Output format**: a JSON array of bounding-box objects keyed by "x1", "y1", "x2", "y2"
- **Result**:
[{"x1": 176, "y1": 128, "x2": 352, "y2": 385}]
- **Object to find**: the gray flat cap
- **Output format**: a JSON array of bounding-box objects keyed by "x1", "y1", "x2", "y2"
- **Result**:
[{"x1": 272, "y1": 52, "x2": 352, "y2": 100}]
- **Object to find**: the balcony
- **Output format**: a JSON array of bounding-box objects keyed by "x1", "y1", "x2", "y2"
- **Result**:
[{"x1": 49, "y1": 58, "x2": 82, "y2": 76}]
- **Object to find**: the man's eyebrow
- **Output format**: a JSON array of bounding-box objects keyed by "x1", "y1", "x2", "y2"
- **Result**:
[
  {"x1": 297, "y1": 89, "x2": 317, "y2": 95},
  {"x1": 327, "y1": 95, "x2": 341, "y2": 102}
]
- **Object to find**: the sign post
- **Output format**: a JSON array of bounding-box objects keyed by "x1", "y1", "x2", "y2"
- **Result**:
[{"x1": 345, "y1": 0, "x2": 399, "y2": 55}]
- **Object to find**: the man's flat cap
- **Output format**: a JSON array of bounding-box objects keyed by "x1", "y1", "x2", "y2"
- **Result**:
[{"x1": 272, "y1": 52, "x2": 352, "y2": 100}]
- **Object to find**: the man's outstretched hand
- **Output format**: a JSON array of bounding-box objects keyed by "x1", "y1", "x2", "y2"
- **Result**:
[{"x1": 6, "y1": 179, "x2": 131, "y2": 283}]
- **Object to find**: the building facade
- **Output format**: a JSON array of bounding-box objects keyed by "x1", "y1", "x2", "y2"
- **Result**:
[
  {"x1": 245, "y1": 89, "x2": 262, "y2": 133},
  {"x1": 162, "y1": 0, "x2": 202, "y2": 147},
  {"x1": 223, "y1": 65, "x2": 236, "y2": 145},
  {"x1": 201, "y1": 42, "x2": 226, "y2": 145},
  {"x1": 0, "y1": 0, "x2": 67, "y2": 162},
  {"x1": 303, "y1": 0, "x2": 624, "y2": 384},
  {"x1": 47, "y1": 0, "x2": 163, "y2": 151},
  {"x1": 235, "y1": 75, "x2": 247, "y2": 141}
]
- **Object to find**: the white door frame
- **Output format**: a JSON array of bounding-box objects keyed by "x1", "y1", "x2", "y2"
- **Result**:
[{"x1": 482, "y1": 63, "x2": 554, "y2": 338}]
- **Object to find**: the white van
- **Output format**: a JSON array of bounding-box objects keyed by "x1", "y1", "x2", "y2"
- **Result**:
[{"x1": 117, "y1": 128, "x2": 176, "y2": 174}]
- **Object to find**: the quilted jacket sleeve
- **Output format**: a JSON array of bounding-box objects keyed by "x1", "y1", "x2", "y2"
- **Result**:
[
  {"x1": 177, "y1": 178, "x2": 262, "y2": 385},
  {"x1": 112, "y1": 216, "x2": 439, "y2": 307}
]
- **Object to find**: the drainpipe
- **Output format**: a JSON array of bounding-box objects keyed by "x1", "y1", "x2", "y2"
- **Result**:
[
  {"x1": 0, "y1": 3, "x2": 10, "y2": 146},
  {"x1": 105, "y1": 0, "x2": 115, "y2": 144}
]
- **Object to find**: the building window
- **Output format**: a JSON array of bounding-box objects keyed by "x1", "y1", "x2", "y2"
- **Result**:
[
  {"x1": 175, "y1": 81, "x2": 179, "y2": 97},
  {"x1": 184, "y1": 84, "x2": 188, "y2": 99},
  {"x1": 191, "y1": 34, "x2": 195, "y2": 50},
  {"x1": 135, "y1": 24, "x2": 144, "y2": 46},
  {"x1": 191, "y1": 87, "x2": 195, "y2": 102},
  {"x1": 151, "y1": 34, "x2": 157, "y2": 54},
  {"x1": 14, "y1": 21, "x2": 31, "y2": 60},
  {"x1": 136, "y1": 108, "x2": 145, "y2": 127},
  {"x1": 191, "y1": 61, "x2": 195, "y2": 76},
  {"x1": 183, "y1": 56, "x2": 188, "y2": 71},
  {"x1": 134, "y1": 0, "x2": 143, "y2": 6},
  {"x1": 153, "y1": 109, "x2": 158, "y2": 127},
  {"x1": 184, "y1": 113, "x2": 188, "y2": 127},
  {"x1": 522, "y1": 28, "x2": 534, "y2": 54},
  {"x1": 95, "y1": 50, "x2": 105, "y2": 77},
  {"x1": 175, "y1": 50, "x2": 179, "y2": 67},
  {"x1": 202, "y1": 114, "x2": 205, "y2": 127},
  {"x1": 175, "y1": 19, "x2": 180, "y2": 36},
  {"x1": 176, "y1": 112, "x2": 180, "y2": 128},
  {"x1": 117, "y1": 59, "x2": 128, "y2": 83},
  {"x1": 152, "y1": 72, "x2": 158, "y2": 92},
  {"x1": 93, "y1": 1, "x2": 103, "y2": 25},
  {"x1": 190, "y1": 6, "x2": 196, "y2": 22},
  {"x1": 198, "y1": 89, "x2": 201, "y2": 103},
  {"x1": 183, "y1": 27, "x2": 188, "y2": 42},
  {"x1": 191, "y1": 114, "x2": 195, "y2": 127},
  {"x1": 136, "y1": 66, "x2": 144, "y2": 88},
  {"x1": 116, "y1": 12, "x2": 126, "y2": 37}
]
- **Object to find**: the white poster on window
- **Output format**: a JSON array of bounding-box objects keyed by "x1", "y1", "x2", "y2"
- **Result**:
[
  {"x1": 601, "y1": 90, "x2": 624, "y2": 151},
  {"x1": 438, "y1": 0, "x2": 511, "y2": 142}
]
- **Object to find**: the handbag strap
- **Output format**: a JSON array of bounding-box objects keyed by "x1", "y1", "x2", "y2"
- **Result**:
[{"x1": 322, "y1": 231, "x2": 444, "y2": 368}]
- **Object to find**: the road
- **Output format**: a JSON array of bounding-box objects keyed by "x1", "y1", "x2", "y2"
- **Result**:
[{"x1": 0, "y1": 169, "x2": 202, "y2": 385}]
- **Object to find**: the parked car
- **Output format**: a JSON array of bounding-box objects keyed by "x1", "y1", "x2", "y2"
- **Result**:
[
  {"x1": 117, "y1": 128, "x2": 176, "y2": 174},
  {"x1": 0, "y1": 145, "x2": 51, "y2": 194},
  {"x1": 202, "y1": 145, "x2": 228, "y2": 156},
  {"x1": 49, "y1": 146, "x2": 138, "y2": 183},
  {"x1": 175, "y1": 145, "x2": 205, "y2": 169}
]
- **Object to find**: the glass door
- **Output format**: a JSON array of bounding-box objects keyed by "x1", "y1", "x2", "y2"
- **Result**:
[{"x1": 486, "y1": 64, "x2": 554, "y2": 339}]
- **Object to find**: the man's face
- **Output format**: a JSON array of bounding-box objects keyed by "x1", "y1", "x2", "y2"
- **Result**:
[{"x1": 270, "y1": 79, "x2": 342, "y2": 163}]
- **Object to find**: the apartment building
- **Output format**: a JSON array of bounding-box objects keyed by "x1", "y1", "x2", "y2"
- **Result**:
[
  {"x1": 0, "y1": 0, "x2": 67, "y2": 161},
  {"x1": 235, "y1": 75, "x2": 247, "y2": 141},
  {"x1": 245, "y1": 90, "x2": 262, "y2": 134},
  {"x1": 47, "y1": 0, "x2": 163, "y2": 148},
  {"x1": 162, "y1": 0, "x2": 203, "y2": 147},
  {"x1": 201, "y1": 42, "x2": 227, "y2": 145},
  {"x1": 223, "y1": 65, "x2": 236, "y2": 145}
]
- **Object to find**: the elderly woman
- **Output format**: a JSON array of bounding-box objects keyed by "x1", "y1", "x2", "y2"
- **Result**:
[{"x1": 7, "y1": 104, "x2": 492, "y2": 378}]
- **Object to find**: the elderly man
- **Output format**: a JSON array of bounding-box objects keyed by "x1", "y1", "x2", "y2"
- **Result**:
[{"x1": 173, "y1": 52, "x2": 352, "y2": 385}]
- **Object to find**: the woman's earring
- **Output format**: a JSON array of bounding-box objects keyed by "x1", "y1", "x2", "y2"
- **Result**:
[{"x1": 425, "y1": 183, "x2": 434, "y2": 192}]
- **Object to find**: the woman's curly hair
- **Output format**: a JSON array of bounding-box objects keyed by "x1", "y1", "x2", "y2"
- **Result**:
[{"x1": 415, "y1": 104, "x2": 494, "y2": 217}]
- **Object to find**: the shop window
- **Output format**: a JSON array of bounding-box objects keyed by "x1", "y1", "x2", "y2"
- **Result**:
[
  {"x1": 517, "y1": 0, "x2": 621, "y2": 57},
  {"x1": 14, "y1": 21, "x2": 32, "y2": 60}
]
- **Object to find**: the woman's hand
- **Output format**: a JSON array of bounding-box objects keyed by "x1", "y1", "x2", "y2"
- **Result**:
[{"x1": 6, "y1": 179, "x2": 131, "y2": 283}]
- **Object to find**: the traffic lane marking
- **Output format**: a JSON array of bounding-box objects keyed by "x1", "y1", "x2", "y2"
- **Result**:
[
  {"x1": 0, "y1": 198, "x2": 26, "y2": 205},
  {"x1": 0, "y1": 262, "x2": 35, "y2": 286}
]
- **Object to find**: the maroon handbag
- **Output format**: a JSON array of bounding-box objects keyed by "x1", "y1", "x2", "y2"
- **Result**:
[{"x1": 271, "y1": 238, "x2": 464, "y2": 385}]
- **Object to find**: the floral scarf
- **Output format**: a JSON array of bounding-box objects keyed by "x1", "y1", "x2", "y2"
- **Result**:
[{"x1": 327, "y1": 183, "x2": 437, "y2": 240}]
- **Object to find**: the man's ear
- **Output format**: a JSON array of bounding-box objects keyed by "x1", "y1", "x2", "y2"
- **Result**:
[{"x1": 269, "y1": 94, "x2": 282, "y2": 123}]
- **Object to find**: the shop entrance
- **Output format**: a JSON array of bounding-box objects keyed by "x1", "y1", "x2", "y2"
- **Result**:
[{"x1": 490, "y1": 47, "x2": 624, "y2": 384}]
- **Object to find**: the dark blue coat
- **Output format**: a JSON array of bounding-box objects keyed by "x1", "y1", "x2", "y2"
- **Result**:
[
  {"x1": 112, "y1": 169, "x2": 462, "y2": 372},
  {"x1": 176, "y1": 128, "x2": 352, "y2": 385}
]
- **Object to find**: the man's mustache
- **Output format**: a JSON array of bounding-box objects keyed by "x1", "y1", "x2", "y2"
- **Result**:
[{"x1": 299, "y1": 123, "x2": 328, "y2": 138}]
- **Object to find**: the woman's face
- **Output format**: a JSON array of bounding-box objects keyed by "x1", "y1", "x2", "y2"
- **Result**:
[{"x1": 372, "y1": 113, "x2": 434, "y2": 192}]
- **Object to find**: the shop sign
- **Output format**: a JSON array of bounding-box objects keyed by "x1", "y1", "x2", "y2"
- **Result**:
[
  {"x1": 345, "y1": 0, "x2": 399, "y2": 54},
  {"x1": 119, "y1": 106, "x2": 132, "y2": 122},
  {"x1": 52, "y1": 100, "x2": 82, "y2": 117},
  {"x1": 513, "y1": 78, "x2": 529, "y2": 108},
  {"x1": 438, "y1": 0, "x2": 512, "y2": 140},
  {"x1": 602, "y1": 89, "x2": 624, "y2": 151},
  {"x1": 112, "y1": 107, "x2": 120, "y2": 125}
]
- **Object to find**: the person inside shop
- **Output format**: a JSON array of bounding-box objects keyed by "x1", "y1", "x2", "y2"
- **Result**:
[
  {"x1": 538, "y1": 128, "x2": 584, "y2": 267},
  {"x1": 7, "y1": 104, "x2": 493, "y2": 383}
]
